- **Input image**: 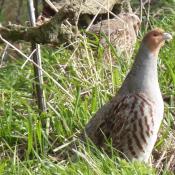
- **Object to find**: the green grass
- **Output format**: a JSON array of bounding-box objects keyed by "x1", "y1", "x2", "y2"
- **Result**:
[{"x1": 0, "y1": 5, "x2": 175, "y2": 175}]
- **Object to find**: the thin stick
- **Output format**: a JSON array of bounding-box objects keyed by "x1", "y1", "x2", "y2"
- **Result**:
[
  {"x1": 91, "y1": 0, "x2": 125, "y2": 23},
  {"x1": 140, "y1": 0, "x2": 143, "y2": 23},
  {"x1": 44, "y1": 0, "x2": 58, "y2": 13},
  {"x1": 86, "y1": 7, "x2": 102, "y2": 31},
  {"x1": 28, "y1": 0, "x2": 47, "y2": 115},
  {"x1": 155, "y1": 150, "x2": 166, "y2": 168},
  {"x1": 145, "y1": 0, "x2": 151, "y2": 31},
  {"x1": 21, "y1": 49, "x2": 36, "y2": 69},
  {"x1": 1, "y1": 44, "x2": 9, "y2": 66},
  {"x1": 166, "y1": 154, "x2": 174, "y2": 170}
]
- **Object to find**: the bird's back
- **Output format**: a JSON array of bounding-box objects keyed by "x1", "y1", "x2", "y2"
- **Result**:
[{"x1": 84, "y1": 92, "x2": 162, "y2": 162}]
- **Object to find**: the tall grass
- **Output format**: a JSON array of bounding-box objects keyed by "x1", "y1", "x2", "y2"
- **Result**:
[{"x1": 0, "y1": 7, "x2": 175, "y2": 175}]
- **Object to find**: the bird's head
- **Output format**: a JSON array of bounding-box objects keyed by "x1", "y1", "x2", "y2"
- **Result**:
[{"x1": 142, "y1": 28, "x2": 172, "y2": 57}]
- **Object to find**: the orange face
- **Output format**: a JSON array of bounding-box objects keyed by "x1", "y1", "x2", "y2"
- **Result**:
[{"x1": 143, "y1": 28, "x2": 172, "y2": 56}]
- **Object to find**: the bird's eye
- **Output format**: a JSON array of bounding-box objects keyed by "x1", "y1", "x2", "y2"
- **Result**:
[{"x1": 153, "y1": 33, "x2": 159, "y2": 37}]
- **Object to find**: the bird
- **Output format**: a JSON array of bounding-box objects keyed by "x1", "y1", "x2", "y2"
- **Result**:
[
  {"x1": 82, "y1": 28, "x2": 172, "y2": 162},
  {"x1": 89, "y1": 13, "x2": 141, "y2": 57}
]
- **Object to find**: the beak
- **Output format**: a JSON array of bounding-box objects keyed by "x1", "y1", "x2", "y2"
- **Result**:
[{"x1": 163, "y1": 32, "x2": 173, "y2": 41}]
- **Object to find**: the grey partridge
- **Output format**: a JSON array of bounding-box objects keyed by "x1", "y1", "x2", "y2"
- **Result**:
[
  {"x1": 89, "y1": 13, "x2": 141, "y2": 57},
  {"x1": 83, "y1": 28, "x2": 172, "y2": 162}
]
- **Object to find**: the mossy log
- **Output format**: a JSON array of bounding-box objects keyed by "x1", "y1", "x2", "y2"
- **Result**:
[{"x1": 0, "y1": 5, "x2": 79, "y2": 45}]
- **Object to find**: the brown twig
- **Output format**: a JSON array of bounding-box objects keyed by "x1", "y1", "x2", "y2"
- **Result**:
[
  {"x1": 44, "y1": 0, "x2": 58, "y2": 13},
  {"x1": 0, "y1": 44, "x2": 9, "y2": 67},
  {"x1": 145, "y1": 0, "x2": 151, "y2": 31},
  {"x1": 28, "y1": 0, "x2": 47, "y2": 119}
]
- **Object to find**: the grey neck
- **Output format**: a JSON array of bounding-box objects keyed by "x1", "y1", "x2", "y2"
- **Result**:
[
  {"x1": 118, "y1": 43, "x2": 159, "y2": 95},
  {"x1": 132, "y1": 43, "x2": 158, "y2": 79}
]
